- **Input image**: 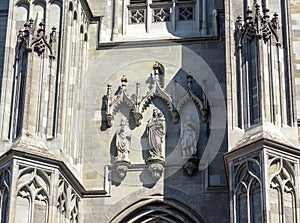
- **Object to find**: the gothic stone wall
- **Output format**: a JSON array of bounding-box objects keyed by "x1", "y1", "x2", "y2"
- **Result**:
[{"x1": 78, "y1": 23, "x2": 228, "y2": 222}]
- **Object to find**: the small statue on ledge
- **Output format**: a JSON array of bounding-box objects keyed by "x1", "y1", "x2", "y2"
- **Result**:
[
  {"x1": 146, "y1": 109, "x2": 165, "y2": 161},
  {"x1": 115, "y1": 119, "x2": 131, "y2": 163},
  {"x1": 180, "y1": 114, "x2": 199, "y2": 160}
]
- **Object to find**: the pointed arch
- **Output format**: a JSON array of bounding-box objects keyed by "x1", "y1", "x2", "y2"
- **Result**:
[
  {"x1": 111, "y1": 198, "x2": 206, "y2": 223},
  {"x1": 268, "y1": 157, "x2": 297, "y2": 223},
  {"x1": 15, "y1": 166, "x2": 51, "y2": 223}
]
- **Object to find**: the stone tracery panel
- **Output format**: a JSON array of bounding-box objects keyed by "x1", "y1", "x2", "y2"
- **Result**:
[
  {"x1": 233, "y1": 157, "x2": 262, "y2": 223},
  {"x1": 15, "y1": 165, "x2": 52, "y2": 223},
  {"x1": 0, "y1": 165, "x2": 11, "y2": 223},
  {"x1": 57, "y1": 177, "x2": 68, "y2": 221},
  {"x1": 69, "y1": 190, "x2": 79, "y2": 223},
  {"x1": 268, "y1": 156, "x2": 297, "y2": 223}
]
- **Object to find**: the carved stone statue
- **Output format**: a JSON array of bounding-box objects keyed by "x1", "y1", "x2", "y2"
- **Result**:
[
  {"x1": 146, "y1": 109, "x2": 165, "y2": 160},
  {"x1": 180, "y1": 115, "x2": 199, "y2": 159},
  {"x1": 115, "y1": 119, "x2": 131, "y2": 163}
]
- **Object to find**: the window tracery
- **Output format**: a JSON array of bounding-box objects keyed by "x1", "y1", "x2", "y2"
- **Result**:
[
  {"x1": 15, "y1": 166, "x2": 51, "y2": 223},
  {"x1": 233, "y1": 158, "x2": 262, "y2": 223},
  {"x1": 268, "y1": 156, "x2": 297, "y2": 223}
]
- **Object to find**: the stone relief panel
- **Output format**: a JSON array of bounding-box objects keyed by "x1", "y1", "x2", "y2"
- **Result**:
[
  {"x1": 102, "y1": 61, "x2": 209, "y2": 179},
  {"x1": 267, "y1": 155, "x2": 297, "y2": 223}
]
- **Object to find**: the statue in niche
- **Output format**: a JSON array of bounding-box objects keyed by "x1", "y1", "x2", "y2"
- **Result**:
[
  {"x1": 180, "y1": 115, "x2": 199, "y2": 159},
  {"x1": 146, "y1": 109, "x2": 165, "y2": 161},
  {"x1": 115, "y1": 119, "x2": 131, "y2": 163}
]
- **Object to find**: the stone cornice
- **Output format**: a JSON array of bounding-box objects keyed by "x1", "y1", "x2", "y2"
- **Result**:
[
  {"x1": 97, "y1": 36, "x2": 222, "y2": 50},
  {"x1": 224, "y1": 137, "x2": 300, "y2": 182},
  {"x1": 0, "y1": 148, "x2": 110, "y2": 198}
]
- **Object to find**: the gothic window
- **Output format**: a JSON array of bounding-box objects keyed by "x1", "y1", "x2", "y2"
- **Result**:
[
  {"x1": 152, "y1": 8, "x2": 171, "y2": 22},
  {"x1": 117, "y1": 0, "x2": 211, "y2": 40},
  {"x1": 127, "y1": 0, "x2": 195, "y2": 27},
  {"x1": 178, "y1": 6, "x2": 194, "y2": 20},
  {"x1": 128, "y1": 0, "x2": 146, "y2": 24},
  {"x1": 129, "y1": 9, "x2": 145, "y2": 24},
  {"x1": 151, "y1": 0, "x2": 172, "y2": 23}
]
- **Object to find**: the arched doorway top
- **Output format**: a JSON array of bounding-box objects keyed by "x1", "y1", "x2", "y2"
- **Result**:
[{"x1": 110, "y1": 197, "x2": 206, "y2": 223}]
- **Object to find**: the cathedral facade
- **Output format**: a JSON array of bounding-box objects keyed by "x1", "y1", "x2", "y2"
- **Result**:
[{"x1": 0, "y1": 0, "x2": 300, "y2": 222}]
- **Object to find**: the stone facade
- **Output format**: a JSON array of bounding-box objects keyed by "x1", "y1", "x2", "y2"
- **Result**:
[{"x1": 0, "y1": 0, "x2": 300, "y2": 222}]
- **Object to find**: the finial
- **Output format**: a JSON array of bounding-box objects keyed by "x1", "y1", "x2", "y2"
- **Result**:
[
  {"x1": 121, "y1": 75, "x2": 127, "y2": 90},
  {"x1": 135, "y1": 82, "x2": 141, "y2": 104},
  {"x1": 187, "y1": 75, "x2": 193, "y2": 90},
  {"x1": 106, "y1": 83, "x2": 112, "y2": 97}
]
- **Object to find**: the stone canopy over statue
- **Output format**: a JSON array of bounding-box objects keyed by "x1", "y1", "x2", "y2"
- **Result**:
[
  {"x1": 105, "y1": 63, "x2": 208, "y2": 178},
  {"x1": 146, "y1": 109, "x2": 165, "y2": 161}
]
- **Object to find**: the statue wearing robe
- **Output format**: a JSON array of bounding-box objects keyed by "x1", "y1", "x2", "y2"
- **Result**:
[
  {"x1": 180, "y1": 115, "x2": 198, "y2": 159},
  {"x1": 116, "y1": 120, "x2": 131, "y2": 162},
  {"x1": 146, "y1": 109, "x2": 165, "y2": 160}
]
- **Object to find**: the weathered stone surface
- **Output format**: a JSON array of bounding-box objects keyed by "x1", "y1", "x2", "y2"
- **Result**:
[{"x1": 0, "y1": 0, "x2": 299, "y2": 222}]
